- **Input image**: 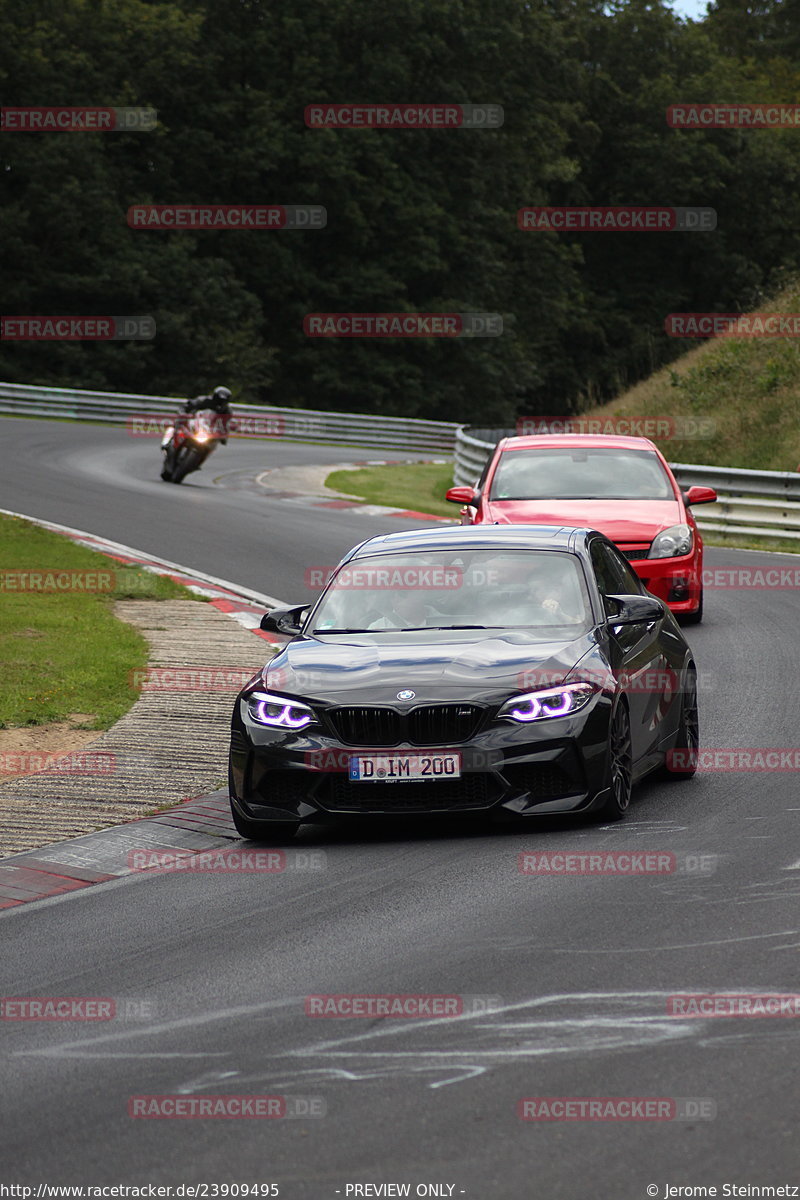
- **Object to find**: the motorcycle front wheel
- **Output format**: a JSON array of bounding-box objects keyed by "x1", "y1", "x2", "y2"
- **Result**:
[{"x1": 170, "y1": 446, "x2": 202, "y2": 483}]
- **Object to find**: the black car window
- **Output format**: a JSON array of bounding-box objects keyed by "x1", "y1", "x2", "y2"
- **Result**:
[
  {"x1": 475, "y1": 454, "x2": 492, "y2": 492},
  {"x1": 604, "y1": 542, "x2": 644, "y2": 594},
  {"x1": 590, "y1": 540, "x2": 642, "y2": 614}
]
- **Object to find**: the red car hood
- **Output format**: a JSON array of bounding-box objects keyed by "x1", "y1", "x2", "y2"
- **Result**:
[{"x1": 485, "y1": 498, "x2": 683, "y2": 542}]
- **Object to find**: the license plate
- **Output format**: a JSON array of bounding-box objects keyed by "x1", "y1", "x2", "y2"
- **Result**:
[{"x1": 349, "y1": 753, "x2": 462, "y2": 782}]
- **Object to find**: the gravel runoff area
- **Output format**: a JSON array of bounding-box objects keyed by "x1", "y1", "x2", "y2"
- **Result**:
[{"x1": 0, "y1": 600, "x2": 272, "y2": 859}]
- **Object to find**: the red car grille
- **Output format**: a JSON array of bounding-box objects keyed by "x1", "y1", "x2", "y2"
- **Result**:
[{"x1": 618, "y1": 544, "x2": 651, "y2": 562}]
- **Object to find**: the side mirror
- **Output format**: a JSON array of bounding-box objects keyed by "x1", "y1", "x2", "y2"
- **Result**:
[
  {"x1": 445, "y1": 485, "x2": 478, "y2": 505},
  {"x1": 604, "y1": 593, "x2": 665, "y2": 625},
  {"x1": 683, "y1": 485, "x2": 718, "y2": 506},
  {"x1": 260, "y1": 605, "x2": 308, "y2": 636}
]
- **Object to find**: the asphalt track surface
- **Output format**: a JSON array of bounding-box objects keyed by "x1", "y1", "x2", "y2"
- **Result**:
[{"x1": 2, "y1": 416, "x2": 800, "y2": 1197}]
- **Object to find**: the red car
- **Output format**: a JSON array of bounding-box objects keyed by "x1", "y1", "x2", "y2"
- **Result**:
[{"x1": 446, "y1": 433, "x2": 717, "y2": 622}]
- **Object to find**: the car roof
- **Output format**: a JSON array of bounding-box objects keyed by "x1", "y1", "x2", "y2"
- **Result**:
[
  {"x1": 497, "y1": 433, "x2": 660, "y2": 452},
  {"x1": 346, "y1": 524, "x2": 590, "y2": 560}
]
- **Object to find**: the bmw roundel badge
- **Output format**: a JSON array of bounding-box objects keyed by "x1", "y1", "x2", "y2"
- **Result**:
[{"x1": 396, "y1": 690, "x2": 415, "y2": 701}]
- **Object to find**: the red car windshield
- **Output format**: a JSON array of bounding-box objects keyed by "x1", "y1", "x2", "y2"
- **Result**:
[{"x1": 490, "y1": 447, "x2": 675, "y2": 501}]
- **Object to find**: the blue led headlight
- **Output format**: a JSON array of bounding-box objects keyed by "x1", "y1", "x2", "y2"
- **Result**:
[
  {"x1": 498, "y1": 682, "x2": 598, "y2": 723},
  {"x1": 245, "y1": 691, "x2": 315, "y2": 729}
]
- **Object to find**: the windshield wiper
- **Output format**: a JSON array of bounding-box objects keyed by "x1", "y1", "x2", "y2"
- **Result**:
[
  {"x1": 313, "y1": 624, "x2": 501, "y2": 634},
  {"x1": 311, "y1": 627, "x2": 372, "y2": 634},
  {"x1": 396, "y1": 624, "x2": 498, "y2": 631}
]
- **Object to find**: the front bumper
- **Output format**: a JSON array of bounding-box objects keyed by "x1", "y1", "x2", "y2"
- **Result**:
[
  {"x1": 229, "y1": 695, "x2": 615, "y2": 825},
  {"x1": 630, "y1": 551, "x2": 702, "y2": 615}
]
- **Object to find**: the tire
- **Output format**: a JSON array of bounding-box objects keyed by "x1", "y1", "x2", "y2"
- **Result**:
[
  {"x1": 161, "y1": 447, "x2": 175, "y2": 481},
  {"x1": 595, "y1": 702, "x2": 633, "y2": 822},
  {"x1": 229, "y1": 801, "x2": 299, "y2": 842},
  {"x1": 664, "y1": 665, "x2": 699, "y2": 781},
  {"x1": 171, "y1": 446, "x2": 200, "y2": 484},
  {"x1": 681, "y1": 590, "x2": 703, "y2": 626}
]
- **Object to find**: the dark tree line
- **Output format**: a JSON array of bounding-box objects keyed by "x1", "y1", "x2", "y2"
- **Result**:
[{"x1": 1, "y1": 0, "x2": 799, "y2": 424}]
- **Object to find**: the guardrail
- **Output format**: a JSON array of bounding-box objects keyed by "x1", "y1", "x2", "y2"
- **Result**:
[
  {"x1": 452, "y1": 426, "x2": 516, "y2": 487},
  {"x1": 453, "y1": 427, "x2": 800, "y2": 542},
  {"x1": 3, "y1": 385, "x2": 797, "y2": 541},
  {"x1": 0, "y1": 382, "x2": 459, "y2": 453}
]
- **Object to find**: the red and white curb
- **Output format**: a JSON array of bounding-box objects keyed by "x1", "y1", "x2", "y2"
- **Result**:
[
  {"x1": 0, "y1": 508, "x2": 287, "y2": 645},
  {"x1": 0, "y1": 790, "x2": 252, "y2": 912}
]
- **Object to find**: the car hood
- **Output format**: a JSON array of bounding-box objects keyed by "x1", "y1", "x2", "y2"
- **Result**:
[
  {"x1": 262, "y1": 629, "x2": 597, "y2": 704},
  {"x1": 485, "y1": 498, "x2": 683, "y2": 543}
]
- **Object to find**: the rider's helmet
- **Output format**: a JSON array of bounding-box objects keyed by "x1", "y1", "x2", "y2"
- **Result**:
[{"x1": 211, "y1": 386, "x2": 232, "y2": 408}]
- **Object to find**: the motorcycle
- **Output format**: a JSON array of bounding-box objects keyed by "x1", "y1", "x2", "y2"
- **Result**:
[{"x1": 160, "y1": 411, "x2": 227, "y2": 484}]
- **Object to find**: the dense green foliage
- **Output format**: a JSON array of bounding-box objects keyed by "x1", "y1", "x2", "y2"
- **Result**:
[{"x1": 1, "y1": 0, "x2": 799, "y2": 424}]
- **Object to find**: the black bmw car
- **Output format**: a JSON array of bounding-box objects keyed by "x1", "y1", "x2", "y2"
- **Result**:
[{"x1": 229, "y1": 525, "x2": 699, "y2": 839}]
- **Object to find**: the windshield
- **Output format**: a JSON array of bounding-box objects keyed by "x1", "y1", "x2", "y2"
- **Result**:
[
  {"x1": 310, "y1": 550, "x2": 592, "y2": 634},
  {"x1": 490, "y1": 447, "x2": 674, "y2": 501}
]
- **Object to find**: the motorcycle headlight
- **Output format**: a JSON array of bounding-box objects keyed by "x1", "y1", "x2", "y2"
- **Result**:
[
  {"x1": 195, "y1": 429, "x2": 211, "y2": 443},
  {"x1": 648, "y1": 524, "x2": 693, "y2": 559},
  {"x1": 245, "y1": 691, "x2": 315, "y2": 729},
  {"x1": 497, "y1": 682, "x2": 598, "y2": 723}
]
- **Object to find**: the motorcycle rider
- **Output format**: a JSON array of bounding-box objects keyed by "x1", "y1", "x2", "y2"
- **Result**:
[
  {"x1": 183, "y1": 385, "x2": 233, "y2": 436},
  {"x1": 161, "y1": 386, "x2": 233, "y2": 479}
]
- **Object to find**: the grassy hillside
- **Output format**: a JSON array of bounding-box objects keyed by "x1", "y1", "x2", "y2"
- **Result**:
[{"x1": 581, "y1": 280, "x2": 800, "y2": 472}]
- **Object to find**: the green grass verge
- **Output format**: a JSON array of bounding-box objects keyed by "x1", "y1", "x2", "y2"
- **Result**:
[
  {"x1": 0, "y1": 513, "x2": 200, "y2": 730},
  {"x1": 701, "y1": 532, "x2": 800, "y2": 556},
  {"x1": 325, "y1": 462, "x2": 457, "y2": 518}
]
